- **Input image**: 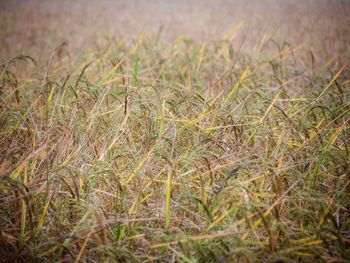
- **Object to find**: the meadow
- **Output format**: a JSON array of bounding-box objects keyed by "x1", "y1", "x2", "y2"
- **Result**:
[{"x1": 0, "y1": 0, "x2": 350, "y2": 262}]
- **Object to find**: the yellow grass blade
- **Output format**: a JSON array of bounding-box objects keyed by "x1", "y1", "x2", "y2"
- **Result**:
[
  {"x1": 125, "y1": 142, "x2": 159, "y2": 185},
  {"x1": 36, "y1": 194, "x2": 53, "y2": 234},
  {"x1": 259, "y1": 89, "x2": 282, "y2": 123},
  {"x1": 74, "y1": 228, "x2": 94, "y2": 263},
  {"x1": 222, "y1": 67, "x2": 250, "y2": 106},
  {"x1": 317, "y1": 63, "x2": 347, "y2": 99},
  {"x1": 206, "y1": 207, "x2": 237, "y2": 232},
  {"x1": 227, "y1": 21, "x2": 244, "y2": 42},
  {"x1": 164, "y1": 168, "x2": 173, "y2": 231}
]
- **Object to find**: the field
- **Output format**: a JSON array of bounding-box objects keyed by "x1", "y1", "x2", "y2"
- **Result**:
[{"x1": 1, "y1": 0, "x2": 350, "y2": 262}]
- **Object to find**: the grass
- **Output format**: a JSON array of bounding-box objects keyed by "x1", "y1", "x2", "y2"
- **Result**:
[{"x1": 1, "y1": 1, "x2": 350, "y2": 262}]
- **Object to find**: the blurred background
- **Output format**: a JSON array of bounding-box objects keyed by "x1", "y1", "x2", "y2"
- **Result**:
[{"x1": 1, "y1": 0, "x2": 350, "y2": 64}]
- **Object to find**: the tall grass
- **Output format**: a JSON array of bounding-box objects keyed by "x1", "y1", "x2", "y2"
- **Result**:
[{"x1": 1, "y1": 1, "x2": 350, "y2": 262}]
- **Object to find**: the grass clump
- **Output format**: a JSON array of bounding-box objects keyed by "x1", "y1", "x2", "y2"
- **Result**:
[{"x1": 0, "y1": 34, "x2": 349, "y2": 262}]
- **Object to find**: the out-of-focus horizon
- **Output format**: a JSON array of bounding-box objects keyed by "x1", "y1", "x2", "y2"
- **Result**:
[{"x1": 1, "y1": 0, "x2": 350, "y2": 64}]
